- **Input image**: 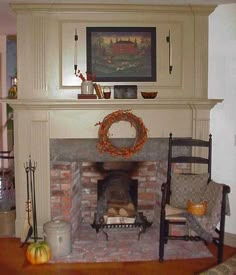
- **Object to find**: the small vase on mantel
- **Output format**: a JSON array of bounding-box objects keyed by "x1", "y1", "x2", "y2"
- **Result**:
[
  {"x1": 103, "y1": 86, "x2": 111, "y2": 99},
  {"x1": 81, "y1": 80, "x2": 94, "y2": 95}
]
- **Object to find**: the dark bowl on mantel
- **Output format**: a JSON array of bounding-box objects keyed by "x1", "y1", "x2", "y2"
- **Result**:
[{"x1": 141, "y1": 92, "x2": 158, "y2": 99}]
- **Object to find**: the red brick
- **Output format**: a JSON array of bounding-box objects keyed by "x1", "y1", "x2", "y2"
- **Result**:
[
  {"x1": 61, "y1": 183, "x2": 71, "y2": 191},
  {"x1": 50, "y1": 160, "x2": 164, "y2": 230},
  {"x1": 139, "y1": 192, "x2": 155, "y2": 201},
  {"x1": 51, "y1": 190, "x2": 64, "y2": 197},
  {"x1": 50, "y1": 169, "x2": 60, "y2": 178},
  {"x1": 60, "y1": 170, "x2": 72, "y2": 179}
]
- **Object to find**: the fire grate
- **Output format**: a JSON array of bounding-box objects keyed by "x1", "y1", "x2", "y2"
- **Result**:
[{"x1": 91, "y1": 212, "x2": 152, "y2": 240}]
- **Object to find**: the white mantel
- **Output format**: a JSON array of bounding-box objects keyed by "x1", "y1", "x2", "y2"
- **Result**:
[
  {"x1": 7, "y1": 3, "x2": 221, "y2": 239},
  {"x1": 7, "y1": 98, "x2": 221, "y2": 110},
  {"x1": 7, "y1": 98, "x2": 221, "y2": 139}
]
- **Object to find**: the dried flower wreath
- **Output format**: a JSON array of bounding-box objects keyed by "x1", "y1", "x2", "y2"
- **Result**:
[{"x1": 95, "y1": 110, "x2": 148, "y2": 158}]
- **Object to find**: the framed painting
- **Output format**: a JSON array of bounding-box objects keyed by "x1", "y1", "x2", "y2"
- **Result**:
[{"x1": 86, "y1": 27, "x2": 156, "y2": 82}]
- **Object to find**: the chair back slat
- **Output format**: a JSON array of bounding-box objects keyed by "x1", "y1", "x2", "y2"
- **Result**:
[
  {"x1": 171, "y1": 156, "x2": 209, "y2": 164},
  {"x1": 171, "y1": 138, "x2": 210, "y2": 147}
]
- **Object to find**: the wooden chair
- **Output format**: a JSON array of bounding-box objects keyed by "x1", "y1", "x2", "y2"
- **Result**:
[{"x1": 159, "y1": 133, "x2": 230, "y2": 264}]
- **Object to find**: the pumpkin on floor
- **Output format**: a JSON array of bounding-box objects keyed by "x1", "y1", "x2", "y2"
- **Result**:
[{"x1": 26, "y1": 241, "x2": 51, "y2": 264}]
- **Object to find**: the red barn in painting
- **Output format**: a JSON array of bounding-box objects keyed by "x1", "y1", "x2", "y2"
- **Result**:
[{"x1": 112, "y1": 40, "x2": 137, "y2": 55}]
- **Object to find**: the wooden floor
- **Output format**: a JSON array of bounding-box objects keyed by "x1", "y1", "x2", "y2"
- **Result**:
[{"x1": 0, "y1": 238, "x2": 236, "y2": 275}]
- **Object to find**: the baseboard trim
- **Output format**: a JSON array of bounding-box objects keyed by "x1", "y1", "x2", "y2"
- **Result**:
[{"x1": 224, "y1": 232, "x2": 236, "y2": 248}]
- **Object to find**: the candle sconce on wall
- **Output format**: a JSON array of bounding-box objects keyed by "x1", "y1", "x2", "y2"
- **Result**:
[
  {"x1": 74, "y1": 28, "x2": 78, "y2": 74},
  {"x1": 166, "y1": 30, "x2": 173, "y2": 74}
]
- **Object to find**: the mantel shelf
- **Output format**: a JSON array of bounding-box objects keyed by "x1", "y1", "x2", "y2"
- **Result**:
[{"x1": 1, "y1": 98, "x2": 223, "y2": 111}]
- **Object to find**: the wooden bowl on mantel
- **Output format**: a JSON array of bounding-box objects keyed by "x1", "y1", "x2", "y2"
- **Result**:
[{"x1": 141, "y1": 92, "x2": 158, "y2": 99}]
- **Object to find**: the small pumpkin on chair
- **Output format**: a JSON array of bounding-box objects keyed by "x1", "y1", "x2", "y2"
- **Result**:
[{"x1": 187, "y1": 200, "x2": 207, "y2": 216}]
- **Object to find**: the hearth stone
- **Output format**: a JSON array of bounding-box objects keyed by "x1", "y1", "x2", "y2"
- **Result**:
[{"x1": 50, "y1": 138, "x2": 170, "y2": 162}]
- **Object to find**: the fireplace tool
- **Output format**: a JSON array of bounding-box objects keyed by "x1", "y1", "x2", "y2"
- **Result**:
[
  {"x1": 21, "y1": 156, "x2": 40, "y2": 247},
  {"x1": 20, "y1": 164, "x2": 32, "y2": 247}
]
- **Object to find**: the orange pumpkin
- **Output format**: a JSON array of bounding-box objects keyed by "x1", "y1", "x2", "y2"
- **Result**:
[
  {"x1": 26, "y1": 242, "x2": 51, "y2": 264},
  {"x1": 187, "y1": 200, "x2": 207, "y2": 216}
]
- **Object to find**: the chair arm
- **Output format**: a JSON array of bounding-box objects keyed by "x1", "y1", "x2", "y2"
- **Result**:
[
  {"x1": 222, "y1": 184, "x2": 230, "y2": 216},
  {"x1": 223, "y1": 184, "x2": 230, "y2": 194}
]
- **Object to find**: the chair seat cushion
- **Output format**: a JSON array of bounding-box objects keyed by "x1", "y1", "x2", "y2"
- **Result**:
[
  {"x1": 165, "y1": 204, "x2": 187, "y2": 221},
  {"x1": 170, "y1": 173, "x2": 209, "y2": 209}
]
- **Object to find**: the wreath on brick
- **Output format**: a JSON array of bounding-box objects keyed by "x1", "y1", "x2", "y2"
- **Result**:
[{"x1": 95, "y1": 110, "x2": 148, "y2": 158}]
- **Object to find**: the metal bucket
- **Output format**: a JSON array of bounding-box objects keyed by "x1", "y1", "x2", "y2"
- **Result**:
[{"x1": 43, "y1": 219, "x2": 72, "y2": 258}]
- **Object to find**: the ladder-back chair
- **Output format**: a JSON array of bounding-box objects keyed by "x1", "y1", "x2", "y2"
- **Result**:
[{"x1": 159, "y1": 133, "x2": 230, "y2": 264}]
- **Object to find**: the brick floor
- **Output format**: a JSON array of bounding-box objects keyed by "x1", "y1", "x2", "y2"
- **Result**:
[{"x1": 49, "y1": 224, "x2": 212, "y2": 263}]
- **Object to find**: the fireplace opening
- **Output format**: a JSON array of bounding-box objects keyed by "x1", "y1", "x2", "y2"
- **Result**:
[
  {"x1": 97, "y1": 171, "x2": 138, "y2": 220},
  {"x1": 91, "y1": 168, "x2": 152, "y2": 240}
]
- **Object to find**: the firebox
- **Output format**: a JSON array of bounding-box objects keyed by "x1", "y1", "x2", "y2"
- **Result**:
[{"x1": 91, "y1": 169, "x2": 152, "y2": 240}]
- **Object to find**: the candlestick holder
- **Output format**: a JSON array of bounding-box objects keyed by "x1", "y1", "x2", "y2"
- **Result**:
[
  {"x1": 74, "y1": 28, "x2": 78, "y2": 75},
  {"x1": 166, "y1": 30, "x2": 173, "y2": 74}
]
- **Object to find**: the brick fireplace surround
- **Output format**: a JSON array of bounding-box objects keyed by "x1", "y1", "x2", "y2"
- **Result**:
[
  {"x1": 49, "y1": 137, "x2": 194, "y2": 234},
  {"x1": 50, "y1": 141, "x2": 167, "y2": 237}
]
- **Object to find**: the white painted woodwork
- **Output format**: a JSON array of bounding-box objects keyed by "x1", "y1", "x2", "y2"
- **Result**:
[{"x1": 5, "y1": 4, "x2": 221, "y2": 239}]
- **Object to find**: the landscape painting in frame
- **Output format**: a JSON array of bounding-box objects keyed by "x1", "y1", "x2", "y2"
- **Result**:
[{"x1": 86, "y1": 27, "x2": 156, "y2": 82}]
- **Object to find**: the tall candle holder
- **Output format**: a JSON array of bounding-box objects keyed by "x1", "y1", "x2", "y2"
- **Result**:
[
  {"x1": 73, "y1": 28, "x2": 97, "y2": 97},
  {"x1": 74, "y1": 28, "x2": 78, "y2": 75},
  {"x1": 166, "y1": 30, "x2": 173, "y2": 74}
]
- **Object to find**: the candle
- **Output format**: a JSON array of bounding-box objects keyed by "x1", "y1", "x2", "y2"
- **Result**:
[{"x1": 170, "y1": 44, "x2": 172, "y2": 67}]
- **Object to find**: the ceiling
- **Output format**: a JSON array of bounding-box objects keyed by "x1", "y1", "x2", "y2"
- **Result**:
[{"x1": 0, "y1": 0, "x2": 235, "y2": 35}]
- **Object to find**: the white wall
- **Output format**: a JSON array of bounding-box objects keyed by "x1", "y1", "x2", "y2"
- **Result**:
[{"x1": 209, "y1": 4, "x2": 236, "y2": 234}]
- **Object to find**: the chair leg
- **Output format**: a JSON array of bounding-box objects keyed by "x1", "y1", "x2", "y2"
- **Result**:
[
  {"x1": 159, "y1": 220, "x2": 170, "y2": 262},
  {"x1": 217, "y1": 225, "x2": 225, "y2": 263},
  {"x1": 159, "y1": 223, "x2": 165, "y2": 262},
  {"x1": 159, "y1": 217, "x2": 167, "y2": 262},
  {"x1": 217, "y1": 189, "x2": 227, "y2": 264}
]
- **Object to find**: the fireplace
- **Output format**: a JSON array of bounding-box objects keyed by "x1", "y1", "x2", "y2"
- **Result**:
[
  {"x1": 8, "y1": 3, "x2": 220, "y2": 246},
  {"x1": 5, "y1": 3, "x2": 223, "y2": 263},
  {"x1": 50, "y1": 142, "x2": 166, "y2": 240},
  {"x1": 7, "y1": 99, "x2": 218, "y2": 248}
]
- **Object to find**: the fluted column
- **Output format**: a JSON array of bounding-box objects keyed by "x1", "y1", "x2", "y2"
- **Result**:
[
  {"x1": 33, "y1": 16, "x2": 47, "y2": 93},
  {"x1": 14, "y1": 110, "x2": 50, "y2": 239},
  {"x1": 194, "y1": 13, "x2": 211, "y2": 99}
]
